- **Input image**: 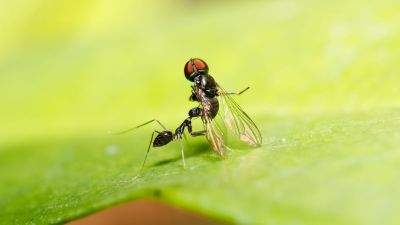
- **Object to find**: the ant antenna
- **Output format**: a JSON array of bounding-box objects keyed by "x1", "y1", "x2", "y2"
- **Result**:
[{"x1": 110, "y1": 119, "x2": 167, "y2": 135}]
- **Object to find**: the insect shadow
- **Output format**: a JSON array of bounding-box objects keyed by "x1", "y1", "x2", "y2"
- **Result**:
[{"x1": 151, "y1": 141, "x2": 211, "y2": 167}]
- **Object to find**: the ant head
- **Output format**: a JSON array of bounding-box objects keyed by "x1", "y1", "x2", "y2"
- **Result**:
[
  {"x1": 153, "y1": 131, "x2": 173, "y2": 147},
  {"x1": 184, "y1": 58, "x2": 209, "y2": 82}
]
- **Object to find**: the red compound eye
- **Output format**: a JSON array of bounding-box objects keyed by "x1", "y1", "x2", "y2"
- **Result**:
[{"x1": 184, "y1": 58, "x2": 209, "y2": 81}]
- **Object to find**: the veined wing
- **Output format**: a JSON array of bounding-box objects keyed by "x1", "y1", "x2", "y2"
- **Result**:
[
  {"x1": 216, "y1": 83, "x2": 262, "y2": 147},
  {"x1": 196, "y1": 89, "x2": 227, "y2": 156},
  {"x1": 203, "y1": 115, "x2": 226, "y2": 156}
]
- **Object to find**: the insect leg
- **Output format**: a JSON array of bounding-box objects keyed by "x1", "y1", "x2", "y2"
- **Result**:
[
  {"x1": 134, "y1": 130, "x2": 158, "y2": 179},
  {"x1": 220, "y1": 86, "x2": 250, "y2": 95},
  {"x1": 179, "y1": 138, "x2": 186, "y2": 169},
  {"x1": 111, "y1": 119, "x2": 167, "y2": 135},
  {"x1": 189, "y1": 90, "x2": 198, "y2": 102},
  {"x1": 174, "y1": 120, "x2": 188, "y2": 169},
  {"x1": 183, "y1": 117, "x2": 205, "y2": 137},
  {"x1": 191, "y1": 130, "x2": 206, "y2": 136},
  {"x1": 186, "y1": 107, "x2": 208, "y2": 137}
]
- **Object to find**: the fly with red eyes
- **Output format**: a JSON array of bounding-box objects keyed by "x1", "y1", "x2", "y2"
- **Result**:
[{"x1": 183, "y1": 58, "x2": 262, "y2": 156}]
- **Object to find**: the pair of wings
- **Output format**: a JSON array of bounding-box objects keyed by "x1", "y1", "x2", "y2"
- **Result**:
[{"x1": 199, "y1": 84, "x2": 262, "y2": 156}]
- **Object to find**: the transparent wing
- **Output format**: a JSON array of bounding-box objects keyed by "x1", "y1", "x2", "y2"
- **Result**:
[
  {"x1": 203, "y1": 114, "x2": 226, "y2": 156},
  {"x1": 216, "y1": 83, "x2": 262, "y2": 147},
  {"x1": 193, "y1": 87, "x2": 227, "y2": 156},
  {"x1": 196, "y1": 92, "x2": 227, "y2": 156}
]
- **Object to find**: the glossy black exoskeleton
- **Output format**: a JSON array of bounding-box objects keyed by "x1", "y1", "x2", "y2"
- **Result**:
[{"x1": 115, "y1": 58, "x2": 262, "y2": 178}]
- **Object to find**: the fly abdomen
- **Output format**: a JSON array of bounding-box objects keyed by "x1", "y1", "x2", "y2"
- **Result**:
[{"x1": 203, "y1": 97, "x2": 219, "y2": 119}]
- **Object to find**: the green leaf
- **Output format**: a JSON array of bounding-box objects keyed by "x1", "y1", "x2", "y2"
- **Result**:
[
  {"x1": 1, "y1": 0, "x2": 400, "y2": 224},
  {"x1": 2, "y1": 109, "x2": 400, "y2": 225}
]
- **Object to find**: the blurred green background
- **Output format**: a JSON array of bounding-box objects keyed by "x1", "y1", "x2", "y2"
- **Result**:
[
  {"x1": 1, "y1": 0, "x2": 399, "y2": 143},
  {"x1": 1, "y1": 0, "x2": 400, "y2": 224}
]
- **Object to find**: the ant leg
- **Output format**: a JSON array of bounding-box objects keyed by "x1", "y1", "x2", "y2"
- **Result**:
[
  {"x1": 111, "y1": 119, "x2": 167, "y2": 135},
  {"x1": 190, "y1": 130, "x2": 206, "y2": 137},
  {"x1": 134, "y1": 130, "x2": 158, "y2": 179},
  {"x1": 221, "y1": 86, "x2": 250, "y2": 95},
  {"x1": 184, "y1": 116, "x2": 203, "y2": 137},
  {"x1": 179, "y1": 139, "x2": 186, "y2": 169},
  {"x1": 183, "y1": 112, "x2": 206, "y2": 137},
  {"x1": 174, "y1": 120, "x2": 187, "y2": 169},
  {"x1": 182, "y1": 132, "x2": 188, "y2": 141}
]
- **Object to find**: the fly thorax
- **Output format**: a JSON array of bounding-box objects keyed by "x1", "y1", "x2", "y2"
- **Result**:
[{"x1": 196, "y1": 74, "x2": 217, "y2": 98}]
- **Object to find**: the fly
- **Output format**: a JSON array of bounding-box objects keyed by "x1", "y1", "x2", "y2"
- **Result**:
[
  {"x1": 184, "y1": 58, "x2": 262, "y2": 155},
  {"x1": 114, "y1": 58, "x2": 262, "y2": 178}
]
